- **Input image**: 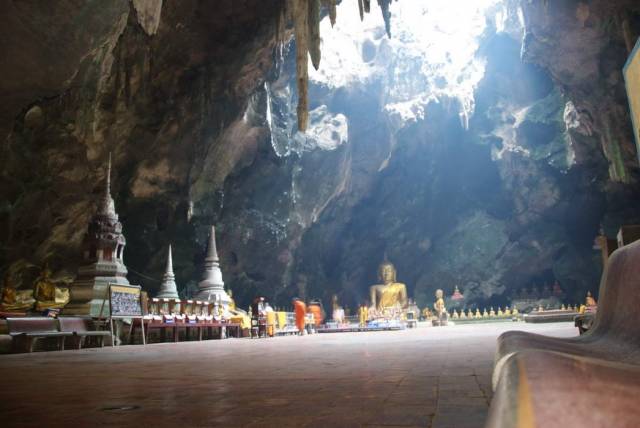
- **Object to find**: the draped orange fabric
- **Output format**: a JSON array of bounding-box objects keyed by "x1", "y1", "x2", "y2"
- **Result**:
[
  {"x1": 308, "y1": 304, "x2": 323, "y2": 326},
  {"x1": 294, "y1": 300, "x2": 307, "y2": 332}
]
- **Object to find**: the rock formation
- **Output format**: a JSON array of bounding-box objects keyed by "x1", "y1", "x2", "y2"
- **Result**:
[{"x1": 0, "y1": 0, "x2": 639, "y2": 312}]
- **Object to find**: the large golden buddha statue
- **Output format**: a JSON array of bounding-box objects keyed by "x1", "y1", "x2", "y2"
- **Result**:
[{"x1": 369, "y1": 257, "x2": 408, "y2": 311}]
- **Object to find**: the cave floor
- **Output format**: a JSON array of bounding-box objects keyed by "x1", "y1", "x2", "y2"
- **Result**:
[{"x1": 0, "y1": 322, "x2": 576, "y2": 428}]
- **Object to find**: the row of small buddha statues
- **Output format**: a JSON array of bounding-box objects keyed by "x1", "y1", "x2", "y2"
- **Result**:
[
  {"x1": 445, "y1": 292, "x2": 597, "y2": 321},
  {"x1": 364, "y1": 255, "x2": 602, "y2": 326},
  {"x1": 449, "y1": 306, "x2": 520, "y2": 319}
]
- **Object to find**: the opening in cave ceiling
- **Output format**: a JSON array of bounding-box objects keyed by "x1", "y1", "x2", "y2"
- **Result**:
[{"x1": 309, "y1": 0, "x2": 507, "y2": 131}]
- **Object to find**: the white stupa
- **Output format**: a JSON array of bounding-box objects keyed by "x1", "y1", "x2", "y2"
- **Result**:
[
  {"x1": 195, "y1": 226, "x2": 231, "y2": 306},
  {"x1": 156, "y1": 245, "x2": 180, "y2": 299}
]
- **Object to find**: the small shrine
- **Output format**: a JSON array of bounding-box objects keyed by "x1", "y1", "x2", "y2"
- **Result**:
[
  {"x1": 64, "y1": 155, "x2": 130, "y2": 316},
  {"x1": 451, "y1": 286, "x2": 464, "y2": 301},
  {"x1": 195, "y1": 226, "x2": 231, "y2": 307},
  {"x1": 448, "y1": 285, "x2": 466, "y2": 309},
  {"x1": 156, "y1": 245, "x2": 180, "y2": 299}
]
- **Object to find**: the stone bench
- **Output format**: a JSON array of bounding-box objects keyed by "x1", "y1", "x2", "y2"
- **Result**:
[
  {"x1": 487, "y1": 240, "x2": 640, "y2": 427},
  {"x1": 58, "y1": 317, "x2": 111, "y2": 349},
  {"x1": 7, "y1": 317, "x2": 74, "y2": 353},
  {"x1": 486, "y1": 350, "x2": 640, "y2": 427},
  {"x1": 491, "y1": 240, "x2": 640, "y2": 390}
]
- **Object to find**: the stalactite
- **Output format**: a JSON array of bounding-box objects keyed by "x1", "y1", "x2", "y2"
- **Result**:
[
  {"x1": 308, "y1": 0, "x2": 321, "y2": 70},
  {"x1": 378, "y1": 0, "x2": 392, "y2": 38},
  {"x1": 292, "y1": 0, "x2": 309, "y2": 131},
  {"x1": 284, "y1": 0, "x2": 399, "y2": 131},
  {"x1": 320, "y1": 0, "x2": 337, "y2": 27},
  {"x1": 330, "y1": 0, "x2": 337, "y2": 27}
]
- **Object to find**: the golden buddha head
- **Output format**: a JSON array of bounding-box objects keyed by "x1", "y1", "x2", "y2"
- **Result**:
[
  {"x1": 39, "y1": 263, "x2": 52, "y2": 280},
  {"x1": 377, "y1": 260, "x2": 397, "y2": 285}
]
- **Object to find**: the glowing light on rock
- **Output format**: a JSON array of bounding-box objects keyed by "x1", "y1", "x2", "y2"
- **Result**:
[{"x1": 310, "y1": 0, "x2": 503, "y2": 130}]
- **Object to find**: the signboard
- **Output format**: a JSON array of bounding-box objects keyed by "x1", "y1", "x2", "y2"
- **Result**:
[
  {"x1": 109, "y1": 284, "x2": 143, "y2": 317},
  {"x1": 106, "y1": 284, "x2": 146, "y2": 346},
  {"x1": 624, "y1": 37, "x2": 640, "y2": 164}
]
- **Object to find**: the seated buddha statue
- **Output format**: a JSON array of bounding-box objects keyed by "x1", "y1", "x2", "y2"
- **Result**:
[
  {"x1": 34, "y1": 265, "x2": 69, "y2": 311},
  {"x1": 369, "y1": 258, "x2": 408, "y2": 312},
  {"x1": 1, "y1": 273, "x2": 35, "y2": 312}
]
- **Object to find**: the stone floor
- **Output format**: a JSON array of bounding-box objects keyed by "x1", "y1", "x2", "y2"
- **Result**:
[{"x1": 0, "y1": 322, "x2": 576, "y2": 428}]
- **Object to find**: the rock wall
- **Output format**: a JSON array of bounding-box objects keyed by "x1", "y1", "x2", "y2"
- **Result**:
[
  {"x1": 1, "y1": 0, "x2": 639, "y2": 310},
  {"x1": 0, "y1": 1, "x2": 286, "y2": 295}
]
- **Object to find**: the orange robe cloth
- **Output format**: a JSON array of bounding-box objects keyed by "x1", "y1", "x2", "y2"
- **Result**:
[
  {"x1": 294, "y1": 300, "x2": 307, "y2": 332},
  {"x1": 308, "y1": 304, "x2": 324, "y2": 326}
]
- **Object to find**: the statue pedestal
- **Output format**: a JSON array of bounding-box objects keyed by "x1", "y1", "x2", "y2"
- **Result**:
[
  {"x1": 432, "y1": 312, "x2": 449, "y2": 327},
  {"x1": 195, "y1": 287, "x2": 231, "y2": 307},
  {"x1": 64, "y1": 262, "x2": 130, "y2": 317}
]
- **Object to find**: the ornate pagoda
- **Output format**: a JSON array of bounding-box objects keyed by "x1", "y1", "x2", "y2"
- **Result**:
[
  {"x1": 156, "y1": 245, "x2": 180, "y2": 299},
  {"x1": 195, "y1": 226, "x2": 231, "y2": 307},
  {"x1": 64, "y1": 155, "x2": 130, "y2": 316}
]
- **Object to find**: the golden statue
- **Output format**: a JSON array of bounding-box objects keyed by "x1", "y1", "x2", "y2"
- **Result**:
[
  {"x1": 34, "y1": 265, "x2": 69, "y2": 311},
  {"x1": 369, "y1": 258, "x2": 408, "y2": 311},
  {"x1": 1, "y1": 272, "x2": 35, "y2": 312},
  {"x1": 474, "y1": 308, "x2": 481, "y2": 318},
  {"x1": 431, "y1": 289, "x2": 448, "y2": 326},
  {"x1": 421, "y1": 307, "x2": 432, "y2": 319},
  {"x1": 358, "y1": 304, "x2": 369, "y2": 327},
  {"x1": 227, "y1": 288, "x2": 236, "y2": 311},
  {"x1": 497, "y1": 307, "x2": 504, "y2": 317},
  {"x1": 585, "y1": 291, "x2": 597, "y2": 307},
  {"x1": 433, "y1": 289, "x2": 446, "y2": 315},
  {"x1": 489, "y1": 307, "x2": 496, "y2": 317}
]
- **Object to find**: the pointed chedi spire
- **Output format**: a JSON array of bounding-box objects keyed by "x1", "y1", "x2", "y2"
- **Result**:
[
  {"x1": 157, "y1": 244, "x2": 179, "y2": 299},
  {"x1": 196, "y1": 226, "x2": 231, "y2": 306},
  {"x1": 166, "y1": 244, "x2": 173, "y2": 272},
  {"x1": 206, "y1": 225, "x2": 219, "y2": 262},
  {"x1": 98, "y1": 152, "x2": 117, "y2": 218},
  {"x1": 106, "y1": 152, "x2": 111, "y2": 195}
]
